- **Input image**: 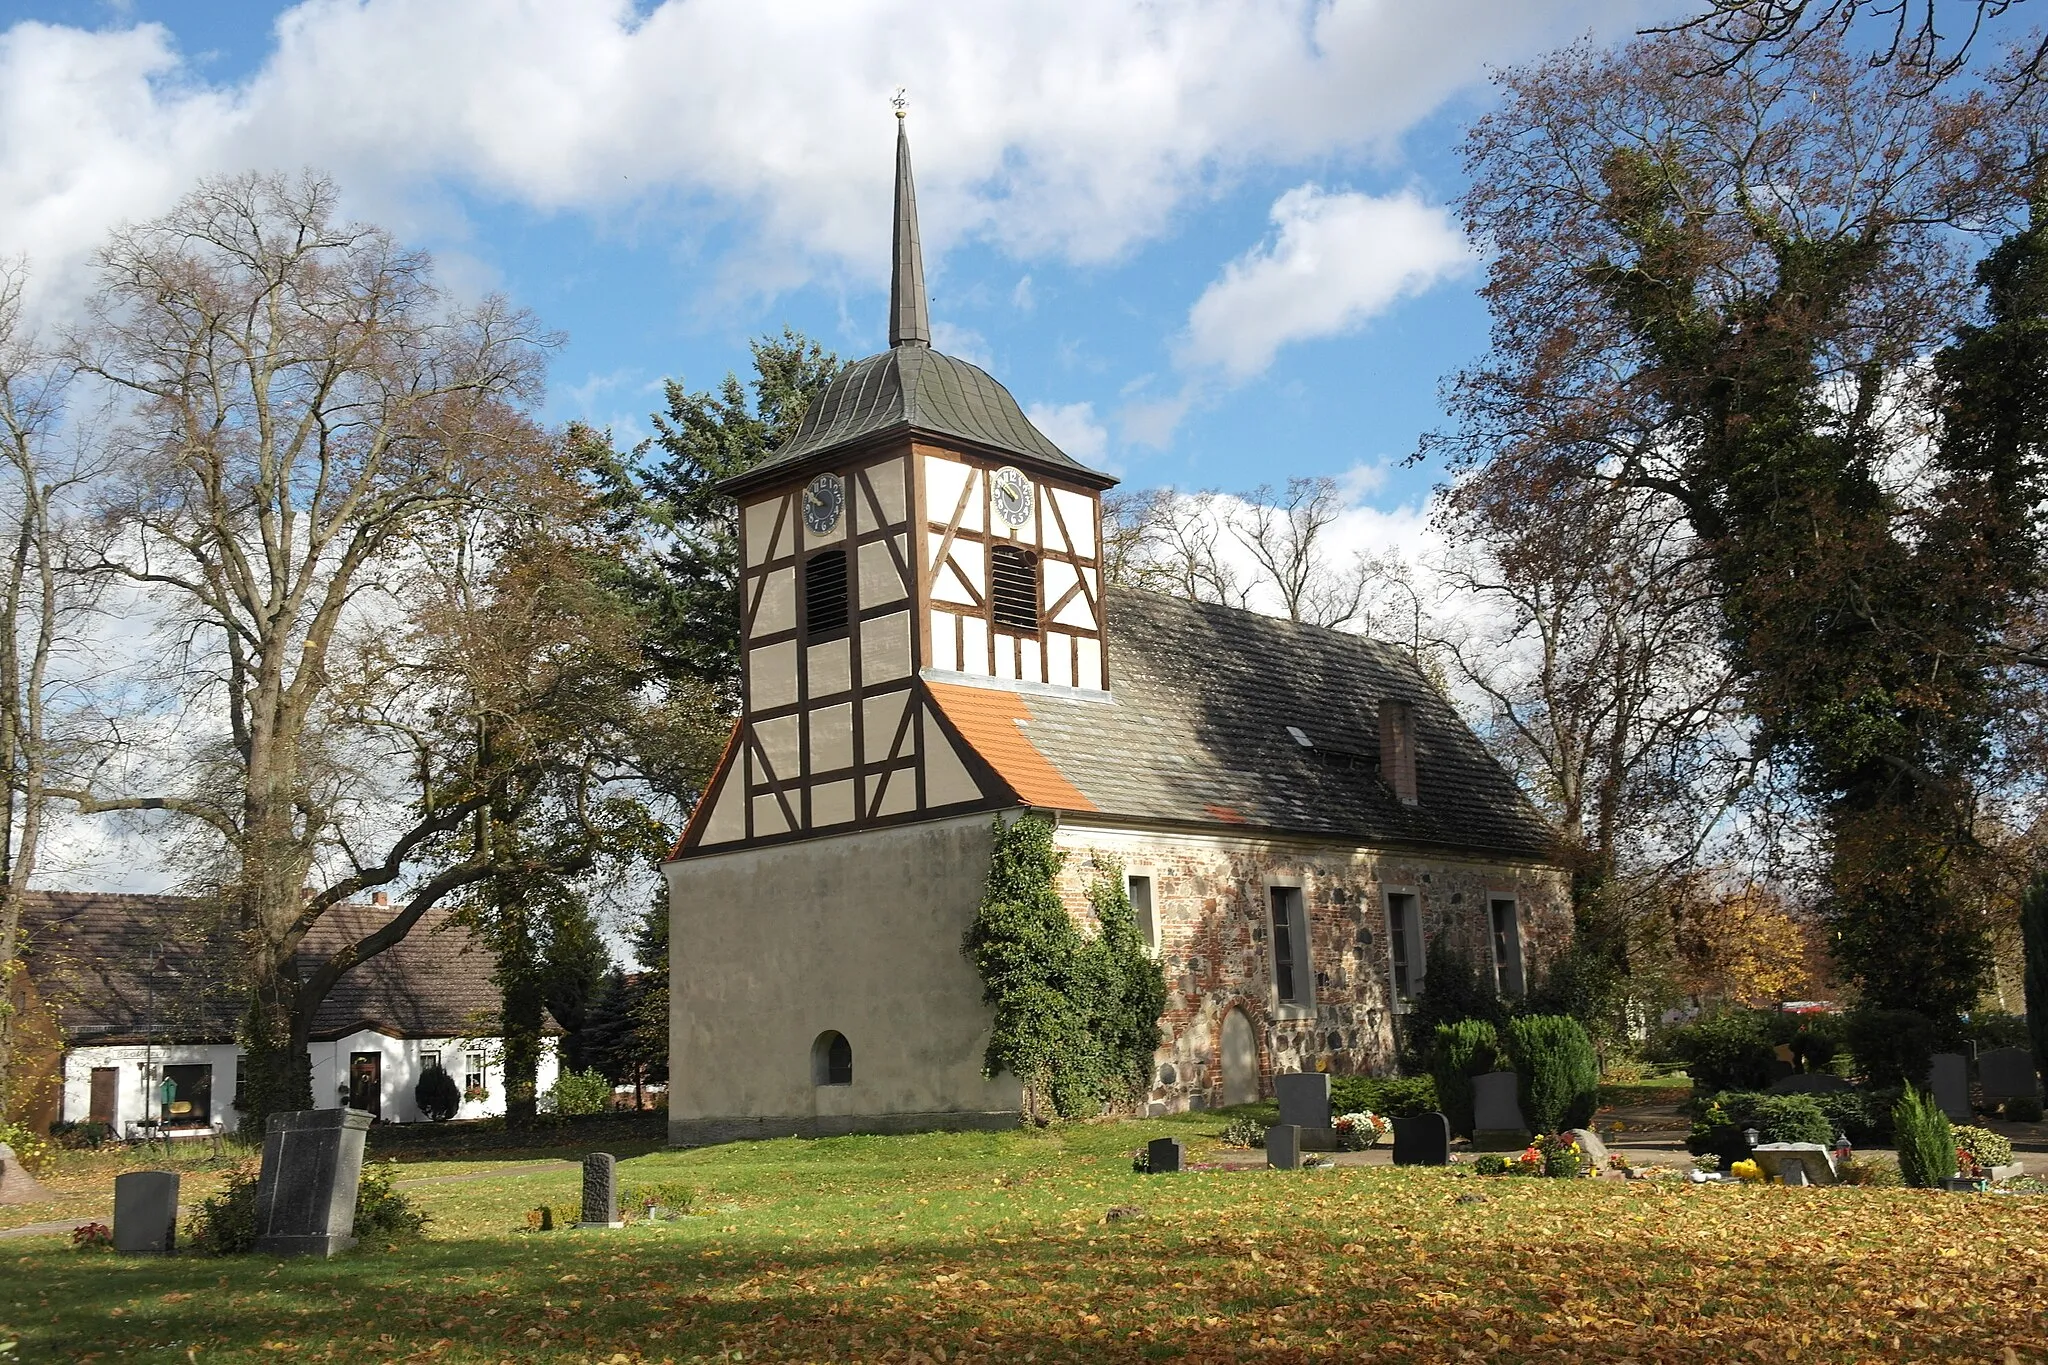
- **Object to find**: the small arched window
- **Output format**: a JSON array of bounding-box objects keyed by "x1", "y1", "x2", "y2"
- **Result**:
[
  {"x1": 812, "y1": 1031, "x2": 853, "y2": 1087},
  {"x1": 805, "y1": 549, "x2": 849, "y2": 641},
  {"x1": 990, "y1": 544, "x2": 1040, "y2": 632}
]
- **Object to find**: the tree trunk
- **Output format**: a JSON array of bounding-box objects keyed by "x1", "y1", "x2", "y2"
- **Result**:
[{"x1": 502, "y1": 971, "x2": 546, "y2": 1128}]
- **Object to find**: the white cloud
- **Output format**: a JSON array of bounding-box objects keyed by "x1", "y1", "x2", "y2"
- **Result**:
[
  {"x1": 1012, "y1": 274, "x2": 1035, "y2": 312},
  {"x1": 929, "y1": 321, "x2": 992, "y2": 369},
  {"x1": 1180, "y1": 185, "x2": 1472, "y2": 381},
  {"x1": 1024, "y1": 400, "x2": 1107, "y2": 463},
  {"x1": 0, "y1": 0, "x2": 1643, "y2": 317}
]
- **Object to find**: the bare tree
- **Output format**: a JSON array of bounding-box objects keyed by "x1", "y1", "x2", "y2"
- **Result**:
[
  {"x1": 1653, "y1": 1, "x2": 2044, "y2": 94},
  {"x1": 1103, "y1": 487, "x2": 1247, "y2": 607},
  {"x1": 52, "y1": 172, "x2": 577, "y2": 1125}
]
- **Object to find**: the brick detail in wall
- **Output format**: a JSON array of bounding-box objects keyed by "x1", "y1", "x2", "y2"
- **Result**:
[{"x1": 1053, "y1": 834, "x2": 1571, "y2": 1113}]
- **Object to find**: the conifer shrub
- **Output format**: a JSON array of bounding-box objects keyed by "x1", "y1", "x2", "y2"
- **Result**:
[
  {"x1": 1430, "y1": 1019, "x2": 1505, "y2": 1139},
  {"x1": 1749, "y1": 1094, "x2": 1833, "y2": 1146},
  {"x1": 2026, "y1": 869, "x2": 2048, "y2": 1082},
  {"x1": 1506, "y1": 1014, "x2": 1599, "y2": 1133},
  {"x1": 1891, "y1": 1087, "x2": 1957, "y2": 1188},
  {"x1": 963, "y1": 816, "x2": 1166, "y2": 1120},
  {"x1": 414, "y1": 1066, "x2": 460, "y2": 1122},
  {"x1": 1405, "y1": 937, "x2": 1503, "y2": 1052}
]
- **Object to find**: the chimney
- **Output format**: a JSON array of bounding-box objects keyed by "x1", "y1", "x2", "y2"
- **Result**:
[{"x1": 1379, "y1": 700, "x2": 1418, "y2": 806}]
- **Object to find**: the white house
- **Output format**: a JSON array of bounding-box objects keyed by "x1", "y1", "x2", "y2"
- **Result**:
[{"x1": 21, "y1": 892, "x2": 557, "y2": 1135}]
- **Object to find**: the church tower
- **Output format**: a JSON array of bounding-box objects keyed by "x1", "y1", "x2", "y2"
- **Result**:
[{"x1": 679, "y1": 112, "x2": 1117, "y2": 853}]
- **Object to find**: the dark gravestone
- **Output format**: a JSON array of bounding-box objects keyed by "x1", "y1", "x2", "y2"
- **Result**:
[
  {"x1": 1980, "y1": 1047, "x2": 2040, "y2": 1102},
  {"x1": 1145, "y1": 1137, "x2": 1185, "y2": 1174},
  {"x1": 1265, "y1": 1125, "x2": 1302, "y2": 1171},
  {"x1": 581, "y1": 1152, "x2": 621, "y2": 1228},
  {"x1": 1275, "y1": 1073, "x2": 1331, "y2": 1131},
  {"x1": 254, "y1": 1107, "x2": 370, "y2": 1257},
  {"x1": 112, "y1": 1170, "x2": 179, "y2": 1254},
  {"x1": 1929, "y1": 1053, "x2": 1971, "y2": 1122},
  {"x1": 1391, "y1": 1112, "x2": 1450, "y2": 1166},
  {"x1": 1471, "y1": 1071, "x2": 1527, "y2": 1148}
]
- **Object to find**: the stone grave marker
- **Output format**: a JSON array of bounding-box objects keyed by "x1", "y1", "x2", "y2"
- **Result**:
[
  {"x1": 581, "y1": 1152, "x2": 622, "y2": 1228},
  {"x1": 1928, "y1": 1053, "x2": 1971, "y2": 1122},
  {"x1": 1980, "y1": 1047, "x2": 2040, "y2": 1102},
  {"x1": 1751, "y1": 1142, "x2": 1837, "y2": 1186},
  {"x1": 0, "y1": 1142, "x2": 51, "y2": 1206},
  {"x1": 254, "y1": 1107, "x2": 370, "y2": 1257},
  {"x1": 113, "y1": 1170, "x2": 179, "y2": 1254},
  {"x1": 1567, "y1": 1127, "x2": 1610, "y2": 1171},
  {"x1": 1145, "y1": 1136, "x2": 1185, "y2": 1174},
  {"x1": 1265, "y1": 1125, "x2": 1302, "y2": 1171},
  {"x1": 1471, "y1": 1072, "x2": 1527, "y2": 1148},
  {"x1": 1275, "y1": 1073, "x2": 1331, "y2": 1129},
  {"x1": 1391, "y1": 1112, "x2": 1450, "y2": 1166}
]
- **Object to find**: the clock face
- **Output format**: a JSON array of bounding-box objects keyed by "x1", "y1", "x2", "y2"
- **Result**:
[
  {"x1": 802, "y1": 472, "x2": 844, "y2": 535},
  {"x1": 991, "y1": 466, "x2": 1032, "y2": 528}
]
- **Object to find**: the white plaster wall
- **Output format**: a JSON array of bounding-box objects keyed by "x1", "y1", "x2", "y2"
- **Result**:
[
  {"x1": 61, "y1": 1042, "x2": 242, "y2": 1135},
  {"x1": 664, "y1": 811, "x2": 1022, "y2": 1143}
]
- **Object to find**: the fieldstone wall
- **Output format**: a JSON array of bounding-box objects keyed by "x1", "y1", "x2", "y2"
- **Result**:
[{"x1": 1050, "y1": 823, "x2": 1570, "y2": 1113}]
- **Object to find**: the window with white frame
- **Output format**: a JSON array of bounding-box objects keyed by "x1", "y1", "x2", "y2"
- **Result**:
[
  {"x1": 1269, "y1": 885, "x2": 1312, "y2": 1007},
  {"x1": 1489, "y1": 897, "x2": 1527, "y2": 997},
  {"x1": 1126, "y1": 872, "x2": 1158, "y2": 951},
  {"x1": 1386, "y1": 892, "x2": 1424, "y2": 1011},
  {"x1": 462, "y1": 1052, "x2": 487, "y2": 1103}
]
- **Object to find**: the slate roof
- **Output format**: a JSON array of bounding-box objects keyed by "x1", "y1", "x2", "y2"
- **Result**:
[
  {"x1": 927, "y1": 589, "x2": 1560, "y2": 860},
  {"x1": 19, "y1": 893, "x2": 508, "y2": 1044},
  {"x1": 721, "y1": 346, "x2": 1114, "y2": 495}
]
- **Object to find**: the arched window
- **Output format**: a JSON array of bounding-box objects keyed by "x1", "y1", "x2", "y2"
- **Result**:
[
  {"x1": 990, "y1": 544, "x2": 1039, "y2": 632},
  {"x1": 811, "y1": 1030, "x2": 853, "y2": 1086},
  {"x1": 805, "y1": 549, "x2": 849, "y2": 641}
]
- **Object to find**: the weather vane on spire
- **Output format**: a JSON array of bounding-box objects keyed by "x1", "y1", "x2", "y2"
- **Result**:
[{"x1": 892, "y1": 87, "x2": 908, "y2": 119}]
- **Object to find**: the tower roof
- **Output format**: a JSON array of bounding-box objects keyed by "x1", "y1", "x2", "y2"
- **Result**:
[{"x1": 720, "y1": 112, "x2": 1113, "y2": 496}]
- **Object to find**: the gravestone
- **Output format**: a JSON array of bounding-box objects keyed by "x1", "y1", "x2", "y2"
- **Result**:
[
  {"x1": 254, "y1": 1107, "x2": 370, "y2": 1257},
  {"x1": 1471, "y1": 1071, "x2": 1527, "y2": 1148},
  {"x1": 1751, "y1": 1142, "x2": 1837, "y2": 1187},
  {"x1": 1145, "y1": 1137, "x2": 1185, "y2": 1175},
  {"x1": 0, "y1": 1142, "x2": 51, "y2": 1206},
  {"x1": 1980, "y1": 1047, "x2": 2040, "y2": 1102},
  {"x1": 581, "y1": 1152, "x2": 621, "y2": 1228},
  {"x1": 1928, "y1": 1052, "x2": 1971, "y2": 1122},
  {"x1": 1265, "y1": 1125, "x2": 1302, "y2": 1171},
  {"x1": 112, "y1": 1170, "x2": 179, "y2": 1254},
  {"x1": 1275, "y1": 1073, "x2": 1331, "y2": 1130},
  {"x1": 1567, "y1": 1127, "x2": 1610, "y2": 1171},
  {"x1": 1391, "y1": 1112, "x2": 1450, "y2": 1166}
]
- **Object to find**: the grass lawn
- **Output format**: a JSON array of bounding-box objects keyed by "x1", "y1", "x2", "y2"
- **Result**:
[{"x1": 4, "y1": 1112, "x2": 2044, "y2": 1363}]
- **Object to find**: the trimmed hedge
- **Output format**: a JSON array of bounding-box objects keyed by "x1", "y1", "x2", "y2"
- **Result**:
[
  {"x1": 1328, "y1": 1074, "x2": 1438, "y2": 1119},
  {"x1": 1430, "y1": 1019, "x2": 1506, "y2": 1139},
  {"x1": 1507, "y1": 1014, "x2": 1598, "y2": 1133}
]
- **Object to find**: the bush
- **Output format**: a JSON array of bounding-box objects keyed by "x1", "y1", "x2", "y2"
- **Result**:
[
  {"x1": 48, "y1": 1119, "x2": 112, "y2": 1151},
  {"x1": 1892, "y1": 1087, "x2": 1957, "y2": 1188},
  {"x1": 1472, "y1": 1154, "x2": 1510, "y2": 1175},
  {"x1": 1961, "y1": 1011, "x2": 2031, "y2": 1052},
  {"x1": 1838, "y1": 1155, "x2": 1903, "y2": 1187},
  {"x1": 354, "y1": 1161, "x2": 430, "y2": 1241},
  {"x1": 1429, "y1": 1019, "x2": 1505, "y2": 1139},
  {"x1": 1330, "y1": 1074, "x2": 1438, "y2": 1119},
  {"x1": 1808, "y1": 1088, "x2": 1890, "y2": 1146},
  {"x1": 1685, "y1": 1092, "x2": 1763, "y2": 1168},
  {"x1": 0, "y1": 1120, "x2": 53, "y2": 1175},
  {"x1": 414, "y1": 1066, "x2": 460, "y2": 1122},
  {"x1": 1218, "y1": 1117, "x2": 1265, "y2": 1149},
  {"x1": 1847, "y1": 1008, "x2": 1939, "y2": 1091},
  {"x1": 2002, "y1": 1094, "x2": 2044, "y2": 1122},
  {"x1": 1655, "y1": 1011, "x2": 1779, "y2": 1092},
  {"x1": 544, "y1": 1068, "x2": 613, "y2": 1117},
  {"x1": 1749, "y1": 1094, "x2": 1833, "y2": 1145},
  {"x1": 1405, "y1": 937, "x2": 1503, "y2": 1055},
  {"x1": 1952, "y1": 1124, "x2": 2014, "y2": 1173},
  {"x1": 1507, "y1": 1014, "x2": 1599, "y2": 1133},
  {"x1": 187, "y1": 1162, "x2": 261, "y2": 1254}
]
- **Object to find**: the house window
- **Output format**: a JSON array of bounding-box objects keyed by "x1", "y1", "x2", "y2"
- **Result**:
[
  {"x1": 421, "y1": 1049, "x2": 441, "y2": 1073},
  {"x1": 1127, "y1": 873, "x2": 1157, "y2": 951},
  {"x1": 231, "y1": 1055, "x2": 246, "y2": 1110},
  {"x1": 812, "y1": 1031, "x2": 853, "y2": 1086},
  {"x1": 990, "y1": 545, "x2": 1040, "y2": 632},
  {"x1": 1269, "y1": 886, "x2": 1311, "y2": 1007},
  {"x1": 804, "y1": 548, "x2": 849, "y2": 640},
  {"x1": 1387, "y1": 892, "x2": 1424, "y2": 1012},
  {"x1": 463, "y1": 1052, "x2": 487, "y2": 1103},
  {"x1": 159, "y1": 1063, "x2": 213, "y2": 1126},
  {"x1": 1490, "y1": 898, "x2": 1526, "y2": 997}
]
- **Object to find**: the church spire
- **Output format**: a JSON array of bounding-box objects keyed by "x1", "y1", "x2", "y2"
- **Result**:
[{"x1": 888, "y1": 101, "x2": 931, "y2": 348}]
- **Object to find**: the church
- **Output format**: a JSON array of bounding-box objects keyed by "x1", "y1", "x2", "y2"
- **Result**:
[{"x1": 660, "y1": 114, "x2": 1568, "y2": 1146}]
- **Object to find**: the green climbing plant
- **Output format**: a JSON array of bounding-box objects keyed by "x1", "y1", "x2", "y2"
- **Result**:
[{"x1": 963, "y1": 815, "x2": 1166, "y2": 1121}]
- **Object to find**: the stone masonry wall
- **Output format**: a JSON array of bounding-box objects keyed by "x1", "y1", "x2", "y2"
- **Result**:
[{"x1": 1050, "y1": 822, "x2": 1570, "y2": 1113}]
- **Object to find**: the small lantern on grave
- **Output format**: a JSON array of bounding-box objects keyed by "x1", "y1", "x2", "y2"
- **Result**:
[
  {"x1": 1743, "y1": 1127, "x2": 1760, "y2": 1149},
  {"x1": 1833, "y1": 1131, "x2": 1852, "y2": 1162}
]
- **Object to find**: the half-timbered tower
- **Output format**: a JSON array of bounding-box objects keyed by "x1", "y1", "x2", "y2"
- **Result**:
[{"x1": 663, "y1": 116, "x2": 1569, "y2": 1147}]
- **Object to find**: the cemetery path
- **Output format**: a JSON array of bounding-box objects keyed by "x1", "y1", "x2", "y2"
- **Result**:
[{"x1": 0, "y1": 1218, "x2": 75, "y2": 1240}]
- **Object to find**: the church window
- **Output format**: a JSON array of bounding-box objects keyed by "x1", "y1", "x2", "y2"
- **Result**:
[
  {"x1": 1386, "y1": 892, "x2": 1424, "y2": 1011},
  {"x1": 990, "y1": 544, "x2": 1040, "y2": 632},
  {"x1": 1127, "y1": 873, "x2": 1157, "y2": 951},
  {"x1": 812, "y1": 1030, "x2": 853, "y2": 1086},
  {"x1": 1490, "y1": 898, "x2": 1526, "y2": 997},
  {"x1": 804, "y1": 549, "x2": 849, "y2": 640},
  {"x1": 1269, "y1": 886, "x2": 1310, "y2": 1007}
]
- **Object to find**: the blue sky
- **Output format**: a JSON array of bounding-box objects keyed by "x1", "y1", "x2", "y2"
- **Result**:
[{"x1": 0, "y1": 0, "x2": 1663, "y2": 514}]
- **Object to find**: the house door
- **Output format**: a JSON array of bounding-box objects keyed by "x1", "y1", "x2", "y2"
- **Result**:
[
  {"x1": 1220, "y1": 1009, "x2": 1260, "y2": 1106},
  {"x1": 348, "y1": 1052, "x2": 382, "y2": 1118},
  {"x1": 89, "y1": 1067, "x2": 119, "y2": 1127}
]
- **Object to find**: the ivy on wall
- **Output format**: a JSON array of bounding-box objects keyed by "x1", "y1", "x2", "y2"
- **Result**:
[{"x1": 963, "y1": 814, "x2": 1167, "y2": 1121}]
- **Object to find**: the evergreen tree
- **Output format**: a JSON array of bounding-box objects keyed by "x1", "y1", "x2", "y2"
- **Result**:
[{"x1": 2022, "y1": 869, "x2": 2048, "y2": 1080}]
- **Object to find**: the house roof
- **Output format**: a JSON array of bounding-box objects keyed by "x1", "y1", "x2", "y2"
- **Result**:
[
  {"x1": 19, "y1": 892, "x2": 511, "y2": 1045},
  {"x1": 925, "y1": 589, "x2": 1560, "y2": 859}
]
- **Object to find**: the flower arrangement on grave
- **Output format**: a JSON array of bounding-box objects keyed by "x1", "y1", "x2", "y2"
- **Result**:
[
  {"x1": 1951, "y1": 1125, "x2": 2012, "y2": 1178},
  {"x1": 1536, "y1": 1133, "x2": 1590, "y2": 1178},
  {"x1": 70, "y1": 1222, "x2": 112, "y2": 1249},
  {"x1": 1730, "y1": 1158, "x2": 1763, "y2": 1183},
  {"x1": 1332, "y1": 1111, "x2": 1391, "y2": 1151}
]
